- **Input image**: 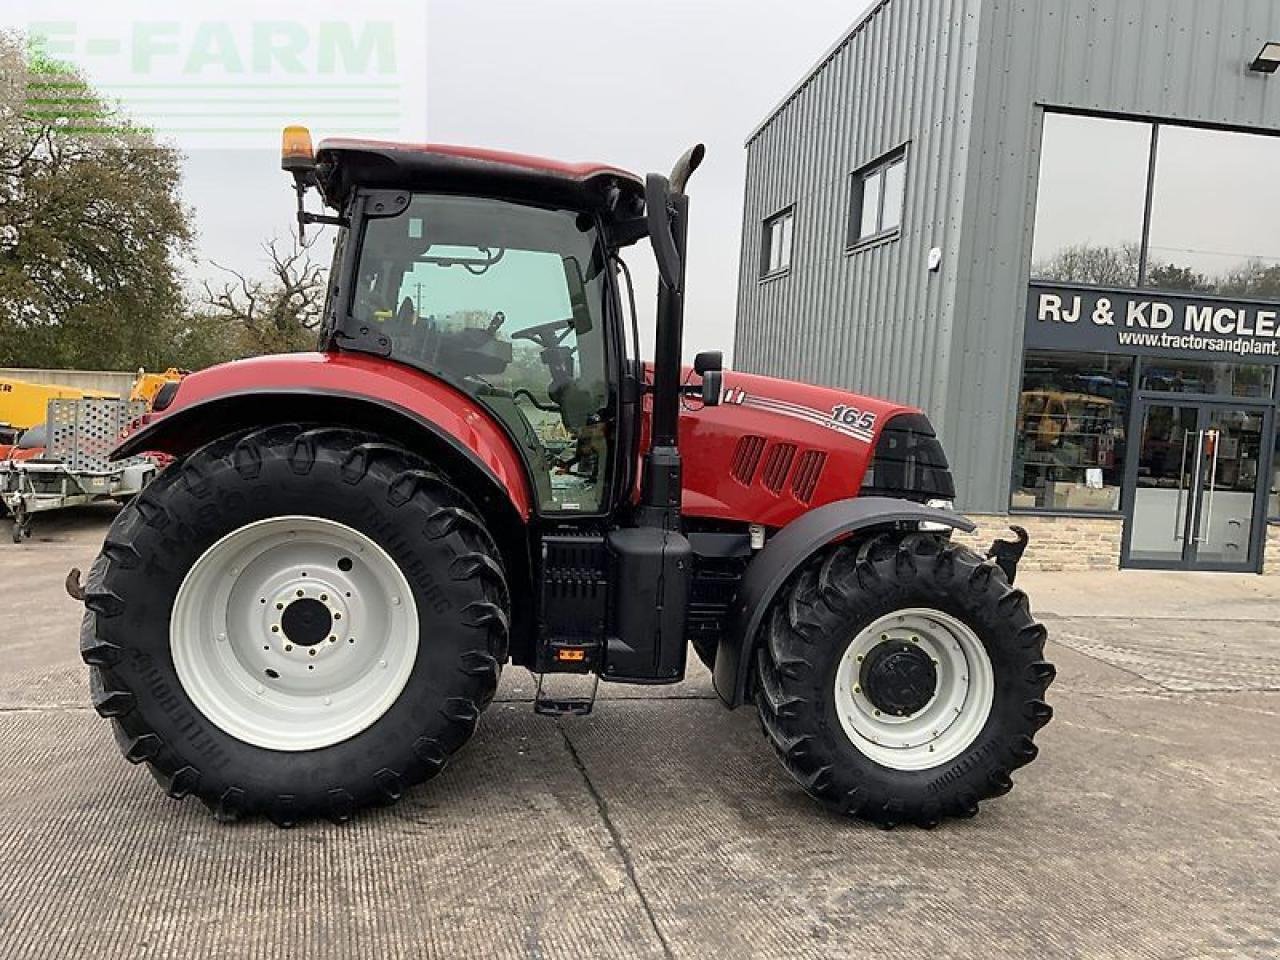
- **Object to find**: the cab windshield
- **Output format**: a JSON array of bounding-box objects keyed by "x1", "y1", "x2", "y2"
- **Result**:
[{"x1": 350, "y1": 194, "x2": 613, "y2": 514}]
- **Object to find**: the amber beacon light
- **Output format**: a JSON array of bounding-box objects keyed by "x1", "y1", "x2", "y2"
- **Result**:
[{"x1": 281, "y1": 125, "x2": 316, "y2": 172}]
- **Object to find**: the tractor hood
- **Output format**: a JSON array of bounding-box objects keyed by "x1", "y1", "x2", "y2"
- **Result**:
[{"x1": 677, "y1": 368, "x2": 954, "y2": 528}]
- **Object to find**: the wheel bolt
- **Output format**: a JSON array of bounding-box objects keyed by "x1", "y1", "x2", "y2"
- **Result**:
[
  {"x1": 271, "y1": 625, "x2": 280, "y2": 633},
  {"x1": 874, "y1": 709, "x2": 881, "y2": 716},
  {"x1": 285, "y1": 644, "x2": 293, "y2": 652},
  {"x1": 320, "y1": 594, "x2": 328, "y2": 602},
  {"x1": 853, "y1": 684, "x2": 861, "y2": 694},
  {"x1": 309, "y1": 649, "x2": 316, "y2": 657},
  {"x1": 334, "y1": 613, "x2": 341, "y2": 620},
  {"x1": 276, "y1": 603, "x2": 284, "y2": 610},
  {"x1": 329, "y1": 636, "x2": 336, "y2": 643},
  {"x1": 296, "y1": 590, "x2": 304, "y2": 597}
]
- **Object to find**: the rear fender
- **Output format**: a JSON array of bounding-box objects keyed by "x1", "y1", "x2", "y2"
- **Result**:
[
  {"x1": 711, "y1": 496, "x2": 976, "y2": 707},
  {"x1": 113, "y1": 353, "x2": 534, "y2": 521}
]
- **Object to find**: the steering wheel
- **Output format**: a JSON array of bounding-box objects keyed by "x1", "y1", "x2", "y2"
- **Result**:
[{"x1": 511, "y1": 318, "x2": 574, "y2": 351}]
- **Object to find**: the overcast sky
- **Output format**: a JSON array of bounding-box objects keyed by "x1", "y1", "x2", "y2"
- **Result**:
[{"x1": 124, "y1": 0, "x2": 868, "y2": 363}]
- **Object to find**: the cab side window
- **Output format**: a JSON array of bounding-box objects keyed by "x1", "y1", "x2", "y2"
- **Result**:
[{"x1": 352, "y1": 195, "x2": 613, "y2": 514}]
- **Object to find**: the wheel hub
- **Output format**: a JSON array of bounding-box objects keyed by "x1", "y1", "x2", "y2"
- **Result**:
[
  {"x1": 170, "y1": 516, "x2": 420, "y2": 751},
  {"x1": 860, "y1": 641, "x2": 937, "y2": 717},
  {"x1": 280, "y1": 597, "x2": 333, "y2": 647},
  {"x1": 832, "y1": 609, "x2": 996, "y2": 772}
]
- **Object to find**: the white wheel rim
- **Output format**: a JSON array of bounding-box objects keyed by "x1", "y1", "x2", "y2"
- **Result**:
[
  {"x1": 170, "y1": 516, "x2": 420, "y2": 751},
  {"x1": 833, "y1": 608, "x2": 994, "y2": 772}
]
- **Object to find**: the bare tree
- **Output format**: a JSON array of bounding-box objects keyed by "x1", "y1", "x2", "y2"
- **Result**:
[
  {"x1": 201, "y1": 236, "x2": 326, "y2": 355},
  {"x1": 1032, "y1": 243, "x2": 1142, "y2": 288}
]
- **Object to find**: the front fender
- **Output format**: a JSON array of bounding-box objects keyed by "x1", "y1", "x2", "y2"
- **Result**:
[{"x1": 711, "y1": 496, "x2": 976, "y2": 707}]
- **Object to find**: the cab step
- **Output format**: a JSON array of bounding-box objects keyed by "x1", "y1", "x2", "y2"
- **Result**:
[{"x1": 533, "y1": 672, "x2": 600, "y2": 717}]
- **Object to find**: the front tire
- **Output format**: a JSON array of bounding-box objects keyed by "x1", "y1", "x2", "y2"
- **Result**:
[
  {"x1": 80, "y1": 425, "x2": 510, "y2": 825},
  {"x1": 755, "y1": 533, "x2": 1054, "y2": 827}
]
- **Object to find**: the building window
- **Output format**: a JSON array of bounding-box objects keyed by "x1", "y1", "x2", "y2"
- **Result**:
[
  {"x1": 1143, "y1": 126, "x2": 1280, "y2": 297},
  {"x1": 1011, "y1": 351, "x2": 1132, "y2": 512},
  {"x1": 761, "y1": 207, "x2": 794, "y2": 277},
  {"x1": 849, "y1": 149, "x2": 906, "y2": 247},
  {"x1": 1137, "y1": 359, "x2": 1274, "y2": 399},
  {"x1": 1031, "y1": 112, "x2": 1280, "y2": 294},
  {"x1": 1030, "y1": 114, "x2": 1151, "y2": 287}
]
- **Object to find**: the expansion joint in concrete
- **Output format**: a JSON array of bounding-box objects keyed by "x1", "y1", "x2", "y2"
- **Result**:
[{"x1": 557, "y1": 723, "x2": 675, "y2": 960}]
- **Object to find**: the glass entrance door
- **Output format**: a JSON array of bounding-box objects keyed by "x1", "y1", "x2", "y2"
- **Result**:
[{"x1": 1125, "y1": 401, "x2": 1270, "y2": 570}]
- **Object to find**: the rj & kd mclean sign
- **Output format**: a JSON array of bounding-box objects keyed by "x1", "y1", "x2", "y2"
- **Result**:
[{"x1": 1025, "y1": 284, "x2": 1280, "y2": 362}]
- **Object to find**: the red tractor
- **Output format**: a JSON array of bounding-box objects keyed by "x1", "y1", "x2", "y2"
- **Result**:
[{"x1": 77, "y1": 129, "x2": 1053, "y2": 828}]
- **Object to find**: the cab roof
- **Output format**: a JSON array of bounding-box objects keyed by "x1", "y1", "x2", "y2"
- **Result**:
[{"x1": 315, "y1": 139, "x2": 645, "y2": 218}]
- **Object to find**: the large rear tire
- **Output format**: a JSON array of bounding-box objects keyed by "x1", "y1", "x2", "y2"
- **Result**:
[
  {"x1": 80, "y1": 425, "x2": 509, "y2": 825},
  {"x1": 755, "y1": 532, "x2": 1054, "y2": 828}
]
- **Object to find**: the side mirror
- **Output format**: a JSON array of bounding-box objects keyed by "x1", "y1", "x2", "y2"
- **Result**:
[
  {"x1": 701, "y1": 369, "x2": 723, "y2": 407},
  {"x1": 694, "y1": 350, "x2": 723, "y2": 376}
]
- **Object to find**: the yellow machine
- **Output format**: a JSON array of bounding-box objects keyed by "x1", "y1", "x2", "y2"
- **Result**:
[
  {"x1": 1, "y1": 369, "x2": 185, "y2": 439},
  {"x1": 128, "y1": 367, "x2": 185, "y2": 406},
  {"x1": 0, "y1": 378, "x2": 110, "y2": 433}
]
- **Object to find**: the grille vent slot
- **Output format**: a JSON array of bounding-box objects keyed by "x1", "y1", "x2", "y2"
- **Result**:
[
  {"x1": 790, "y1": 450, "x2": 827, "y2": 503},
  {"x1": 731, "y1": 435, "x2": 766, "y2": 485},
  {"x1": 761, "y1": 443, "x2": 798, "y2": 494}
]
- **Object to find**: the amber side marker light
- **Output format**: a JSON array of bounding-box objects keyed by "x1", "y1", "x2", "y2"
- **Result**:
[
  {"x1": 281, "y1": 125, "x2": 316, "y2": 172},
  {"x1": 555, "y1": 648, "x2": 588, "y2": 663}
]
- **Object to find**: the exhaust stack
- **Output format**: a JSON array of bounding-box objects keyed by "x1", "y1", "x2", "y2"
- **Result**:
[{"x1": 639, "y1": 143, "x2": 705, "y2": 529}]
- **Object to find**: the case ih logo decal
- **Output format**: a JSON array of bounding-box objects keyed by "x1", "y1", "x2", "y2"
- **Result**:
[{"x1": 720, "y1": 389, "x2": 876, "y2": 444}]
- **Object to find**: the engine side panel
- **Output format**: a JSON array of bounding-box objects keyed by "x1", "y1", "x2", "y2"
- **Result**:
[{"x1": 678, "y1": 370, "x2": 920, "y2": 527}]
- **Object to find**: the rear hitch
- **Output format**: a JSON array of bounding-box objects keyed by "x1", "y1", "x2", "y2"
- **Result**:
[{"x1": 987, "y1": 526, "x2": 1029, "y2": 584}]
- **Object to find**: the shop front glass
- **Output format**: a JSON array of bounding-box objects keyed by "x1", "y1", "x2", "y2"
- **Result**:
[
  {"x1": 1138, "y1": 359, "x2": 1273, "y2": 399},
  {"x1": 1128, "y1": 401, "x2": 1269, "y2": 570},
  {"x1": 1011, "y1": 351, "x2": 1131, "y2": 512},
  {"x1": 1018, "y1": 111, "x2": 1280, "y2": 571}
]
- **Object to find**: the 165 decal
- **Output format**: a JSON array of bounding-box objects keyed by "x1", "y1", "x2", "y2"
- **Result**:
[{"x1": 830, "y1": 404, "x2": 876, "y2": 433}]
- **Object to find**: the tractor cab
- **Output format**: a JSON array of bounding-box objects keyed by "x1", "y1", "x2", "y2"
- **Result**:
[{"x1": 293, "y1": 135, "x2": 657, "y2": 517}]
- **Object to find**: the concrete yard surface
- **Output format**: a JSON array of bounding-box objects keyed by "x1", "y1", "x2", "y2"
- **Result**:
[{"x1": 0, "y1": 507, "x2": 1277, "y2": 959}]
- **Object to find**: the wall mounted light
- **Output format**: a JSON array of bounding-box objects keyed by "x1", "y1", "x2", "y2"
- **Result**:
[{"x1": 1249, "y1": 42, "x2": 1280, "y2": 74}]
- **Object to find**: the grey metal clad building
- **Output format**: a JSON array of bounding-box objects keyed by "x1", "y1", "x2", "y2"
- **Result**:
[{"x1": 735, "y1": 0, "x2": 1280, "y2": 573}]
